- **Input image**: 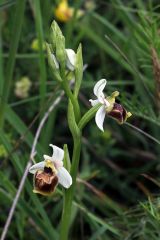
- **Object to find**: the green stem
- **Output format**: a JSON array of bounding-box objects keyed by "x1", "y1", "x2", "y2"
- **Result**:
[
  {"x1": 0, "y1": 0, "x2": 26, "y2": 128},
  {"x1": 78, "y1": 104, "x2": 101, "y2": 130},
  {"x1": 59, "y1": 135, "x2": 81, "y2": 240},
  {"x1": 59, "y1": 104, "x2": 101, "y2": 239},
  {"x1": 61, "y1": 80, "x2": 81, "y2": 122}
]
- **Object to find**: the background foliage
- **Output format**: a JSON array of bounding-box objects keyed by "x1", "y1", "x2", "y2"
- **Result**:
[{"x1": 0, "y1": 0, "x2": 160, "y2": 239}]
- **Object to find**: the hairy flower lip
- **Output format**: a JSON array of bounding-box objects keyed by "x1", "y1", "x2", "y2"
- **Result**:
[
  {"x1": 108, "y1": 103, "x2": 127, "y2": 124},
  {"x1": 34, "y1": 169, "x2": 58, "y2": 195}
]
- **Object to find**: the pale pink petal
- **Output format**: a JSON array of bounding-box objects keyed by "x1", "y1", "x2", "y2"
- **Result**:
[{"x1": 54, "y1": 159, "x2": 63, "y2": 169}]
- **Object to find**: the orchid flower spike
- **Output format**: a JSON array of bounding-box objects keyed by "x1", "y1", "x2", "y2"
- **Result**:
[
  {"x1": 89, "y1": 79, "x2": 132, "y2": 131},
  {"x1": 29, "y1": 144, "x2": 72, "y2": 196}
]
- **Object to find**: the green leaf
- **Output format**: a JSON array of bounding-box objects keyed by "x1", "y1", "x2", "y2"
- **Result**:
[
  {"x1": 78, "y1": 104, "x2": 101, "y2": 131},
  {"x1": 67, "y1": 100, "x2": 80, "y2": 138},
  {"x1": 0, "y1": 0, "x2": 26, "y2": 127},
  {"x1": 63, "y1": 144, "x2": 71, "y2": 172},
  {"x1": 74, "y1": 44, "x2": 83, "y2": 98},
  {"x1": 75, "y1": 202, "x2": 120, "y2": 236}
]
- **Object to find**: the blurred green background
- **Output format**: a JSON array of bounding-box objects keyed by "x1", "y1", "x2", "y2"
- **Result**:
[{"x1": 1, "y1": 0, "x2": 160, "y2": 239}]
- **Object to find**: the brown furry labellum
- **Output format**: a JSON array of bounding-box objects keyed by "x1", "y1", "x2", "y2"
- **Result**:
[
  {"x1": 33, "y1": 167, "x2": 58, "y2": 196},
  {"x1": 108, "y1": 102, "x2": 128, "y2": 124}
]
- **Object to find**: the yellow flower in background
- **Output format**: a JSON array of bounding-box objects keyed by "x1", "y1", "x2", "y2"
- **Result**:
[
  {"x1": 54, "y1": 0, "x2": 73, "y2": 22},
  {"x1": 31, "y1": 38, "x2": 46, "y2": 51},
  {"x1": 14, "y1": 77, "x2": 32, "y2": 99}
]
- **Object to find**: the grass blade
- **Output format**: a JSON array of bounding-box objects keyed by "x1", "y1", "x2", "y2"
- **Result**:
[
  {"x1": 0, "y1": 0, "x2": 26, "y2": 127},
  {"x1": 34, "y1": 0, "x2": 47, "y2": 113}
]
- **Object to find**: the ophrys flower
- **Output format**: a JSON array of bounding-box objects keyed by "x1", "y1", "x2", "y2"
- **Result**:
[
  {"x1": 89, "y1": 79, "x2": 132, "y2": 131},
  {"x1": 29, "y1": 144, "x2": 72, "y2": 196}
]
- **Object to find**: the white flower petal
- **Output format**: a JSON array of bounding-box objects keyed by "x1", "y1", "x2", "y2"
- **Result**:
[
  {"x1": 89, "y1": 99, "x2": 100, "y2": 106},
  {"x1": 66, "y1": 49, "x2": 76, "y2": 71},
  {"x1": 51, "y1": 54, "x2": 59, "y2": 69},
  {"x1": 95, "y1": 105, "x2": 106, "y2": 131},
  {"x1": 29, "y1": 161, "x2": 45, "y2": 174},
  {"x1": 49, "y1": 144, "x2": 64, "y2": 162},
  {"x1": 57, "y1": 167, "x2": 72, "y2": 188},
  {"x1": 93, "y1": 79, "x2": 107, "y2": 98}
]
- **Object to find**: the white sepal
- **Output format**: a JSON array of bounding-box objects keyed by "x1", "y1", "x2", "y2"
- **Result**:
[
  {"x1": 95, "y1": 105, "x2": 106, "y2": 132},
  {"x1": 57, "y1": 167, "x2": 72, "y2": 188},
  {"x1": 66, "y1": 49, "x2": 76, "y2": 71},
  {"x1": 93, "y1": 79, "x2": 106, "y2": 99},
  {"x1": 29, "y1": 161, "x2": 45, "y2": 174},
  {"x1": 49, "y1": 144, "x2": 64, "y2": 162},
  {"x1": 89, "y1": 99, "x2": 99, "y2": 107}
]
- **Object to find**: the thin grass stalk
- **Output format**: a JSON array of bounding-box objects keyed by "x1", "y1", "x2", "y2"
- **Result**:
[
  {"x1": 34, "y1": 0, "x2": 47, "y2": 114},
  {"x1": 0, "y1": 0, "x2": 26, "y2": 128},
  {"x1": 60, "y1": 136, "x2": 81, "y2": 240},
  {"x1": 125, "y1": 122, "x2": 160, "y2": 145},
  {"x1": 0, "y1": 160, "x2": 33, "y2": 240}
]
